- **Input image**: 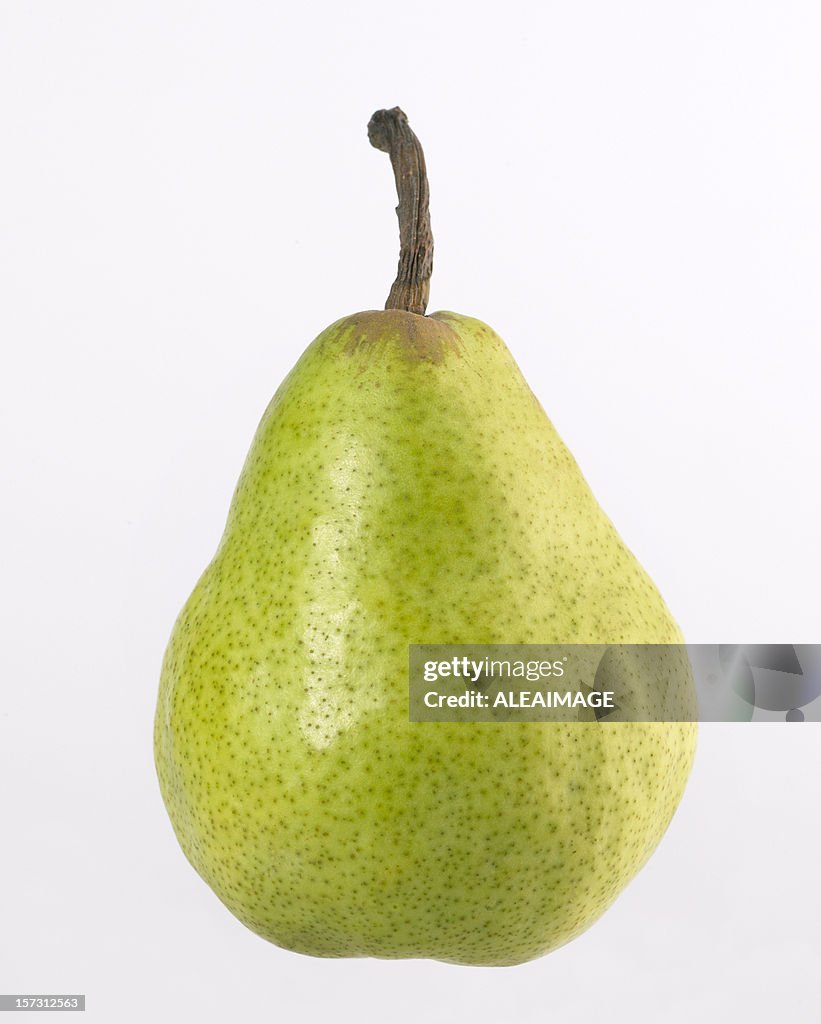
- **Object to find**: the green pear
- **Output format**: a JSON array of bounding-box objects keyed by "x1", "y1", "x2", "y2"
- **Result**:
[{"x1": 154, "y1": 108, "x2": 696, "y2": 967}]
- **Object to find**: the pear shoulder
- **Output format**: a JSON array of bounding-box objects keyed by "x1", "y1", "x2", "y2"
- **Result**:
[{"x1": 316, "y1": 309, "x2": 501, "y2": 365}]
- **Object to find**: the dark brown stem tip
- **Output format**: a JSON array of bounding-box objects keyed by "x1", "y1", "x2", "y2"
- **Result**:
[
  {"x1": 367, "y1": 107, "x2": 409, "y2": 153},
  {"x1": 367, "y1": 107, "x2": 433, "y2": 316}
]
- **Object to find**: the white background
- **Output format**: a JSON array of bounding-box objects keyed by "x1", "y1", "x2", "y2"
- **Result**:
[{"x1": 1, "y1": 2, "x2": 820, "y2": 1021}]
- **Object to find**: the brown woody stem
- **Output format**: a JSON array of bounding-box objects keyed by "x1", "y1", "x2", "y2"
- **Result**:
[{"x1": 367, "y1": 107, "x2": 433, "y2": 316}]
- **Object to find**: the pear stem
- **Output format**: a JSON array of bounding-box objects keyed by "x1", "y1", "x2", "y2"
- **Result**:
[{"x1": 368, "y1": 107, "x2": 433, "y2": 316}]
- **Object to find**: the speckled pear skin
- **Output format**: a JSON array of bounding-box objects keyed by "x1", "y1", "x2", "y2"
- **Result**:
[{"x1": 154, "y1": 310, "x2": 696, "y2": 966}]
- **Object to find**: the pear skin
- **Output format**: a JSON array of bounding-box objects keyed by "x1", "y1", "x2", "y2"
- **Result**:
[{"x1": 155, "y1": 310, "x2": 696, "y2": 966}]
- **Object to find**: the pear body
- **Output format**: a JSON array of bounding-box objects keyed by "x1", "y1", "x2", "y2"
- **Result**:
[{"x1": 155, "y1": 310, "x2": 696, "y2": 966}]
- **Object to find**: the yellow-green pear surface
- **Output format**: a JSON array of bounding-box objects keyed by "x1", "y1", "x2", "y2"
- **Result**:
[{"x1": 154, "y1": 109, "x2": 696, "y2": 967}]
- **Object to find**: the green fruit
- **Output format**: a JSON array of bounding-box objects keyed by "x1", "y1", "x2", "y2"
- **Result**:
[{"x1": 154, "y1": 108, "x2": 696, "y2": 967}]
